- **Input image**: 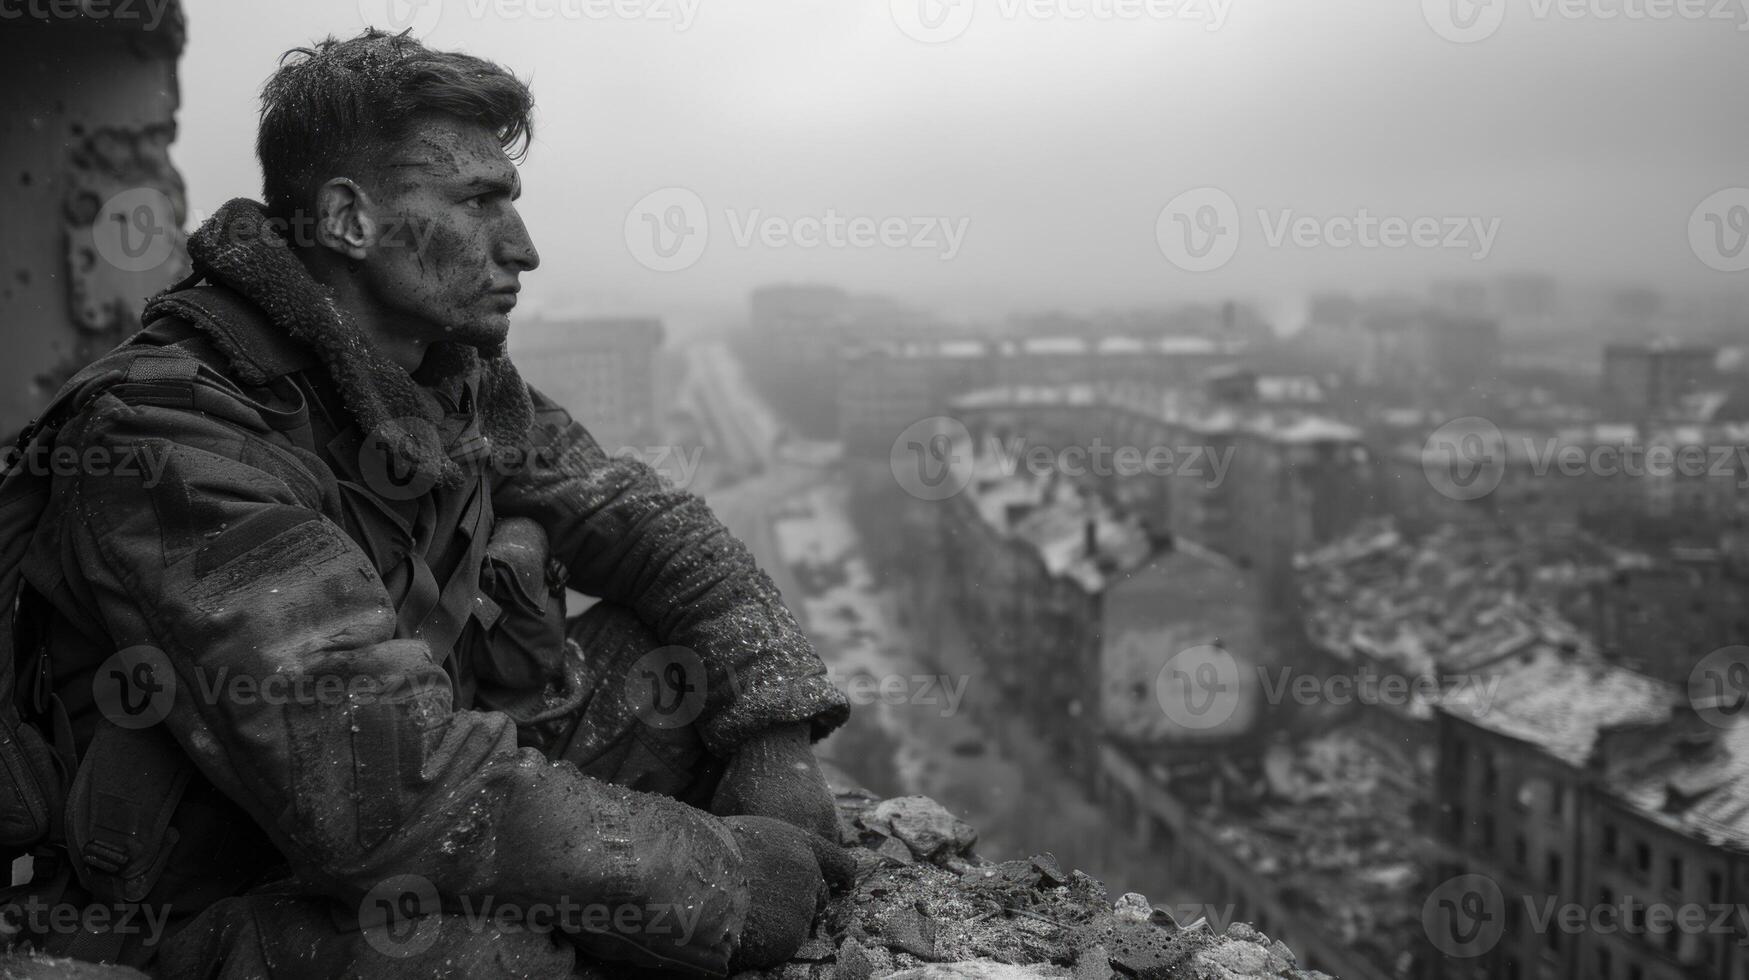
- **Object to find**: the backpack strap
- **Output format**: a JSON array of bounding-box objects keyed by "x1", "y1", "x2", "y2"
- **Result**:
[
  {"x1": 142, "y1": 284, "x2": 319, "y2": 386},
  {"x1": 65, "y1": 720, "x2": 193, "y2": 906}
]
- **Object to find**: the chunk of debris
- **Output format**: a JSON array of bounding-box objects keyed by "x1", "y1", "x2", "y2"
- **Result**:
[
  {"x1": 734, "y1": 783, "x2": 1334, "y2": 979},
  {"x1": 866, "y1": 797, "x2": 979, "y2": 863}
]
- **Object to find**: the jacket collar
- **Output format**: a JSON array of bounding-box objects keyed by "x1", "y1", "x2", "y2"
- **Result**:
[{"x1": 142, "y1": 199, "x2": 533, "y2": 489}]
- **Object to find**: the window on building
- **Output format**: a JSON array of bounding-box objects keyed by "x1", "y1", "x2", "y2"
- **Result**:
[
  {"x1": 1514, "y1": 836, "x2": 1528, "y2": 867},
  {"x1": 1710, "y1": 870, "x2": 1725, "y2": 905},
  {"x1": 1668, "y1": 856, "x2": 1683, "y2": 891},
  {"x1": 1547, "y1": 853, "x2": 1562, "y2": 888},
  {"x1": 1635, "y1": 841, "x2": 1651, "y2": 875},
  {"x1": 1603, "y1": 824, "x2": 1618, "y2": 858}
]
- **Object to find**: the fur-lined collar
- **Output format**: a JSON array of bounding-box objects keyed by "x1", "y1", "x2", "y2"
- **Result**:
[{"x1": 145, "y1": 199, "x2": 533, "y2": 488}]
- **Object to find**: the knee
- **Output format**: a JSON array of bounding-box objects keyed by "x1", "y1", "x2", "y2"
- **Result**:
[{"x1": 157, "y1": 893, "x2": 577, "y2": 980}]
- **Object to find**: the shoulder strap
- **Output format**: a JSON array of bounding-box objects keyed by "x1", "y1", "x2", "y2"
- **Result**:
[{"x1": 142, "y1": 285, "x2": 319, "y2": 386}]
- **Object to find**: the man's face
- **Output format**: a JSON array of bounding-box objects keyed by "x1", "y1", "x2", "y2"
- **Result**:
[{"x1": 358, "y1": 115, "x2": 540, "y2": 351}]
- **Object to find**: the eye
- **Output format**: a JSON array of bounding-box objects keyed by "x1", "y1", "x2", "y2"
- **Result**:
[{"x1": 463, "y1": 195, "x2": 488, "y2": 211}]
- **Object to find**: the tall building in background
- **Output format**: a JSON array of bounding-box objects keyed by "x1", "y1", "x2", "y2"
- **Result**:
[
  {"x1": 1602, "y1": 344, "x2": 1718, "y2": 420},
  {"x1": 513, "y1": 317, "x2": 665, "y2": 449}
]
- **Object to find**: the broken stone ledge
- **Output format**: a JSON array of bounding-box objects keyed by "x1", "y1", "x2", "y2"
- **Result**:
[
  {"x1": 738, "y1": 780, "x2": 1334, "y2": 980},
  {"x1": 0, "y1": 786, "x2": 1331, "y2": 980}
]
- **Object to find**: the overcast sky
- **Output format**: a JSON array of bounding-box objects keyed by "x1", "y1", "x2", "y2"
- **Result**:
[{"x1": 172, "y1": 0, "x2": 1749, "y2": 324}]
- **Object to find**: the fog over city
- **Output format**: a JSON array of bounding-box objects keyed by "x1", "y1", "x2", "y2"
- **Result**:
[
  {"x1": 7, "y1": 1, "x2": 1749, "y2": 978},
  {"x1": 170, "y1": 0, "x2": 1749, "y2": 324}
]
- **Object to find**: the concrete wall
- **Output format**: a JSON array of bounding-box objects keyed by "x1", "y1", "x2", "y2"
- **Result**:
[{"x1": 1, "y1": 4, "x2": 187, "y2": 436}]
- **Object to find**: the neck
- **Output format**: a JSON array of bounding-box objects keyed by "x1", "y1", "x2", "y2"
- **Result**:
[{"x1": 298, "y1": 250, "x2": 430, "y2": 374}]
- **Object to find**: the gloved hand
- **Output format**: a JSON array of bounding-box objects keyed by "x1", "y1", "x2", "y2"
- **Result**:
[
  {"x1": 710, "y1": 723, "x2": 841, "y2": 843},
  {"x1": 722, "y1": 814, "x2": 855, "y2": 970}
]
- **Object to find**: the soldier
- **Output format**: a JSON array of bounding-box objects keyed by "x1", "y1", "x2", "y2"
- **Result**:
[{"x1": 2, "y1": 28, "x2": 852, "y2": 978}]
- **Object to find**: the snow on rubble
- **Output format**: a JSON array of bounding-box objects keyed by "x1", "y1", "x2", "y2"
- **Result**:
[{"x1": 733, "y1": 778, "x2": 1334, "y2": 980}]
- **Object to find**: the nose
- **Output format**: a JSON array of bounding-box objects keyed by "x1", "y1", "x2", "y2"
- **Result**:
[{"x1": 499, "y1": 205, "x2": 541, "y2": 273}]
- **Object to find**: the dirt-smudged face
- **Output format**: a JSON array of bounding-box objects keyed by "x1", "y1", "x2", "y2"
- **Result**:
[{"x1": 359, "y1": 115, "x2": 540, "y2": 351}]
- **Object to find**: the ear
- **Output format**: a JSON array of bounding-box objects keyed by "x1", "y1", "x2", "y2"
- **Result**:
[{"x1": 313, "y1": 178, "x2": 377, "y2": 260}]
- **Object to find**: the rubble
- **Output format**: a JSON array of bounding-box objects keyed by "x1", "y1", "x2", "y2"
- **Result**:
[
  {"x1": 1296, "y1": 517, "x2": 1618, "y2": 698},
  {"x1": 738, "y1": 779, "x2": 1334, "y2": 980}
]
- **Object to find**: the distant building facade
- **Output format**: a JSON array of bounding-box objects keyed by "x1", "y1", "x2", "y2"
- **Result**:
[
  {"x1": 1603, "y1": 344, "x2": 1719, "y2": 420},
  {"x1": 512, "y1": 317, "x2": 665, "y2": 448}
]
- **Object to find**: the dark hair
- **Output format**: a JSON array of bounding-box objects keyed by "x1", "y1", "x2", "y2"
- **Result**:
[{"x1": 257, "y1": 29, "x2": 534, "y2": 221}]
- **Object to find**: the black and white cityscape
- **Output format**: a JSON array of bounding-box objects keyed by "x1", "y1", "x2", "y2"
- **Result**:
[{"x1": 5, "y1": 2, "x2": 1749, "y2": 979}]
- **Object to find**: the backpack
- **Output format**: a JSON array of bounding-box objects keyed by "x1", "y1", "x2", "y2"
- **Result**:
[
  {"x1": 0, "y1": 344, "x2": 208, "y2": 965},
  {"x1": 0, "y1": 394, "x2": 85, "y2": 873}
]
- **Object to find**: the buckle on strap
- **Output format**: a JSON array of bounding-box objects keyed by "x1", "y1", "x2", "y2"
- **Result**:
[{"x1": 66, "y1": 721, "x2": 193, "y2": 905}]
